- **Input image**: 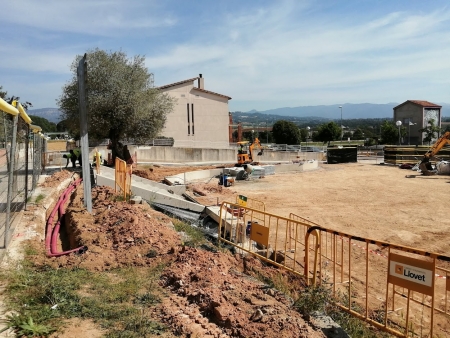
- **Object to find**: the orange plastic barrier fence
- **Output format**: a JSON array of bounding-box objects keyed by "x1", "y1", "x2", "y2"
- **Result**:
[
  {"x1": 115, "y1": 157, "x2": 132, "y2": 200},
  {"x1": 218, "y1": 203, "x2": 450, "y2": 337}
]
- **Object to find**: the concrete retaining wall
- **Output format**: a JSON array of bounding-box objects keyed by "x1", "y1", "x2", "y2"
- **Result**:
[
  {"x1": 274, "y1": 160, "x2": 318, "y2": 173},
  {"x1": 165, "y1": 169, "x2": 224, "y2": 184},
  {"x1": 89, "y1": 146, "x2": 325, "y2": 164}
]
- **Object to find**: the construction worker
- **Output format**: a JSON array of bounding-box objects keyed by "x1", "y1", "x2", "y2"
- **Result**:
[
  {"x1": 70, "y1": 148, "x2": 82, "y2": 167},
  {"x1": 93, "y1": 151, "x2": 102, "y2": 166},
  {"x1": 63, "y1": 153, "x2": 74, "y2": 168},
  {"x1": 238, "y1": 143, "x2": 244, "y2": 154}
]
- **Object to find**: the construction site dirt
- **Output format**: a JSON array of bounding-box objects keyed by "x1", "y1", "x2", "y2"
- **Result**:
[
  {"x1": 135, "y1": 161, "x2": 450, "y2": 336},
  {"x1": 6, "y1": 161, "x2": 450, "y2": 337},
  {"x1": 16, "y1": 168, "x2": 325, "y2": 338},
  {"x1": 136, "y1": 161, "x2": 450, "y2": 256}
]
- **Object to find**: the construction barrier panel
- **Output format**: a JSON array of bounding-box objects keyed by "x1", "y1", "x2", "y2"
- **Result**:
[
  {"x1": 218, "y1": 201, "x2": 311, "y2": 277},
  {"x1": 303, "y1": 226, "x2": 450, "y2": 337},
  {"x1": 235, "y1": 195, "x2": 265, "y2": 212},
  {"x1": 218, "y1": 203, "x2": 450, "y2": 337},
  {"x1": 115, "y1": 157, "x2": 132, "y2": 200}
]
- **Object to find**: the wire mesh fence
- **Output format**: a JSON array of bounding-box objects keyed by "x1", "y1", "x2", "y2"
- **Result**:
[
  {"x1": 32, "y1": 133, "x2": 44, "y2": 190},
  {"x1": 0, "y1": 113, "x2": 11, "y2": 247},
  {"x1": 0, "y1": 108, "x2": 45, "y2": 249}
]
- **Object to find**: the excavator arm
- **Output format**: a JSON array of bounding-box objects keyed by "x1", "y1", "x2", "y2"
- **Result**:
[
  {"x1": 249, "y1": 138, "x2": 263, "y2": 161},
  {"x1": 422, "y1": 131, "x2": 450, "y2": 161},
  {"x1": 419, "y1": 131, "x2": 450, "y2": 175}
]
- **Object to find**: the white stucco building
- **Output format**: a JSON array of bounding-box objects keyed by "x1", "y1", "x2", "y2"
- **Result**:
[{"x1": 158, "y1": 74, "x2": 232, "y2": 148}]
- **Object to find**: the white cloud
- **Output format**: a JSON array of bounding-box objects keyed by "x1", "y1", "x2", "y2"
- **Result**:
[
  {"x1": 3, "y1": 0, "x2": 450, "y2": 110},
  {"x1": 150, "y1": 3, "x2": 450, "y2": 111},
  {"x1": 0, "y1": 44, "x2": 77, "y2": 74},
  {"x1": 1, "y1": 0, "x2": 176, "y2": 36}
]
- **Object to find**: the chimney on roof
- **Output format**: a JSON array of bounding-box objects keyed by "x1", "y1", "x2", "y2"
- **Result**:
[{"x1": 198, "y1": 74, "x2": 204, "y2": 89}]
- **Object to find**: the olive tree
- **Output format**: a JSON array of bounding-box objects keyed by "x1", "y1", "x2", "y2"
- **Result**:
[{"x1": 57, "y1": 49, "x2": 175, "y2": 161}]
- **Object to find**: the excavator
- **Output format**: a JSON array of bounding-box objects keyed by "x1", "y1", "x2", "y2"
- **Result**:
[
  {"x1": 236, "y1": 137, "x2": 263, "y2": 166},
  {"x1": 418, "y1": 131, "x2": 450, "y2": 175}
]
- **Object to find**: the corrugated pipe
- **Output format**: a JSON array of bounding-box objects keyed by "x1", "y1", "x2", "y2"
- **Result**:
[{"x1": 46, "y1": 178, "x2": 88, "y2": 257}]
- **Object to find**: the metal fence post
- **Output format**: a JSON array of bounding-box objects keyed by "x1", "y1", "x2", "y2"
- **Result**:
[
  {"x1": 24, "y1": 124, "x2": 29, "y2": 208},
  {"x1": 77, "y1": 53, "x2": 92, "y2": 213},
  {"x1": 5, "y1": 114, "x2": 18, "y2": 247}
]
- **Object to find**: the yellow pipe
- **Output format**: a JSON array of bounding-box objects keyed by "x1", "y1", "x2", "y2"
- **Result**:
[
  {"x1": 17, "y1": 103, "x2": 32, "y2": 124},
  {"x1": 30, "y1": 124, "x2": 42, "y2": 133},
  {"x1": 0, "y1": 97, "x2": 19, "y2": 116}
]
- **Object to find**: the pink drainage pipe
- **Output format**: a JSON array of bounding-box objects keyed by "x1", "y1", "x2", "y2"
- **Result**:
[{"x1": 46, "y1": 178, "x2": 87, "y2": 257}]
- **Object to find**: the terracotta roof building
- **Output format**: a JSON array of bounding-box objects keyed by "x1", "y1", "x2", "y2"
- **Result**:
[
  {"x1": 158, "y1": 74, "x2": 232, "y2": 148},
  {"x1": 393, "y1": 100, "x2": 442, "y2": 145}
]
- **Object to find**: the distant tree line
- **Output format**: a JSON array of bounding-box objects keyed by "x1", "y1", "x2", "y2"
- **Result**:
[
  {"x1": 240, "y1": 118, "x2": 448, "y2": 146},
  {"x1": 28, "y1": 115, "x2": 57, "y2": 133}
]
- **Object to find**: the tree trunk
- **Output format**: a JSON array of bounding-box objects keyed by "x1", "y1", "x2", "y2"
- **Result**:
[{"x1": 109, "y1": 129, "x2": 123, "y2": 165}]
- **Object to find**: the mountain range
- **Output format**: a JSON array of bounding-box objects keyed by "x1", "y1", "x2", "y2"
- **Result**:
[
  {"x1": 27, "y1": 102, "x2": 450, "y2": 125},
  {"x1": 237, "y1": 102, "x2": 450, "y2": 120},
  {"x1": 28, "y1": 108, "x2": 61, "y2": 124}
]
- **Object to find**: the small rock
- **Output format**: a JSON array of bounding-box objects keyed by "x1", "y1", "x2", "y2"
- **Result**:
[
  {"x1": 130, "y1": 196, "x2": 142, "y2": 204},
  {"x1": 266, "y1": 289, "x2": 276, "y2": 297},
  {"x1": 249, "y1": 308, "x2": 264, "y2": 322}
]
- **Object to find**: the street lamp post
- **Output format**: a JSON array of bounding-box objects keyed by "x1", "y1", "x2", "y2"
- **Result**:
[
  {"x1": 408, "y1": 120, "x2": 416, "y2": 145},
  {"x1": 339, "y1": 106, "x2": 343, "y2": 141},
  {"x1": 396, "y1": 120, "x2": 402, "y2": 145},
  {"x1": 266, "y1": 121, "x2": 269, "y2": 144},
  {"x1": 306, "y1": 126, "x2": 310, "y2": 150}
]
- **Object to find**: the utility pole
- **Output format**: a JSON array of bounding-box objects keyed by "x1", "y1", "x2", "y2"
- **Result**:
[{"x1": 77, "y1": 53, "x2": 92, "y2": 213}]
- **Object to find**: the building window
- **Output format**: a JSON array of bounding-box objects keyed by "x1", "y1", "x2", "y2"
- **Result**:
[
  {"x1": 191, "y1": 103, "x2": 194, "y2": 135},
  {"x1": 187, "y1": 103, "x2": 190, "y2": 135}
]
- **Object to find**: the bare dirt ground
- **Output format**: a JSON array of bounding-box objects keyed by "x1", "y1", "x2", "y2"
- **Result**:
[
  {"x1": 137, "y1": 161, "x2": 450, "y2": 255},
  {"x1": 134, "y1": 161, "x2": 450, "y2": 336},
  {"x1": 224, "y1": 162, "x2": 450, "y2": 254},
  {"x1": 7, "y1": 161, "x2": 450, "y2": 337},
  {"x1": 22, "y1": 170, "x2": 325, "y2": 338}
]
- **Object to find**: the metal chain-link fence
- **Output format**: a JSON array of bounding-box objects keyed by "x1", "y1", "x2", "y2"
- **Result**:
[
  {"x1": 0, "y1": 107, "x2": 44, "y2": 249},
  {"x1": 31, "y1": 132, "x2": 44, "y2": 190},
  {"x1": 0, "y1": 113, "x2": 12, "y2": 247}
]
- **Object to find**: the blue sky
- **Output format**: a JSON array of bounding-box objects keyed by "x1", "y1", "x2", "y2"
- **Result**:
[{"x1": 1, "y1": 0, "x2": 450, "y2": 112}]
